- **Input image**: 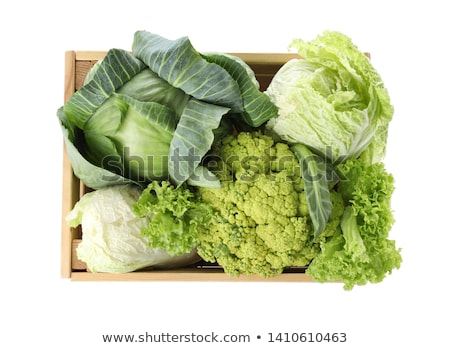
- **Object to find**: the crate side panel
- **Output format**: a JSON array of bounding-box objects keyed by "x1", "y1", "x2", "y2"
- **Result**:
[
  {"x1": 70, "y1": 270, "x2": 316, "y2": 282},
  {"x1": 61, "y1": 51, "x2": 80, "y2": 278}
]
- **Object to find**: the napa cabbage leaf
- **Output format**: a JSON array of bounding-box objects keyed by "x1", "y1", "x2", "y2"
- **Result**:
[{"x1": 266, "y1": 31, "x2": 394, "y2": 164}]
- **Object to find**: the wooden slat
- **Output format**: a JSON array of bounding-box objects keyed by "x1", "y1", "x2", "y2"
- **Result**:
[
  {"x1": 71, "y1": 269, "x2": 316, "y2": 282},
  {"x1": 70, "y1": 239, "x2": 315, "y2": 282},
  {"x1": 75, "y1": 51, "x2": 107, "y2": 61},
  {"x1": 230, "y1": 52, "x2": 299, "y2": 65},
  {"x1": 71, "y1": 239, "x2": 87, "y2": 270},
  {"x1": 63, "y1": 51, "x2": 75, "y2": 103},
  {"x1": 60, "y1": 51, "x2": 79, "y2": 278},
  {"x1": 74, "y1": 51, "x2": 298, "y2": 64},
  {"x1": 60, "y1": 142, "x2": 82, "y2": 278},
  {"x1": 75, "y1": 60, "x2": 97, "y2": 90}
]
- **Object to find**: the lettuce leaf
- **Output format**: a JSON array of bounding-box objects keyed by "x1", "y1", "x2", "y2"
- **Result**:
[
  {"x1": 133, "y1": 181, "x2": 213, "y2": 256},
  {"x1": 306, "y1": 159, "x2": 402, "y2": 290}
]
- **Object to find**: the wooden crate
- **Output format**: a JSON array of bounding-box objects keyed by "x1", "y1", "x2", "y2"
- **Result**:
[{"x1": 60, "y1": 50, "x2": 317, "y2": 281}]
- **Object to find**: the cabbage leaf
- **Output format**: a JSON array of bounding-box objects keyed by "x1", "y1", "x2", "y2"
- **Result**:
[
  {"x1": 291, "y1": 143, "x2": 332, "y2": 239},
  {"x1": 59, "y1": 32, "x2": 277, "y2": 189},
  {"x1": 169, "y1": 98, "x2": 229, "y2": 186},
  {"x1": 63, "y1": 49, "x2": 146, "y2": 129},
  {"x1": 266, "y1": 31, "x2": 394, "y2": 164},
  {"x1": 132, "y1": 31, "x2": 243, "y2": 113},
  {"x1": 203, "y1": 52, "x2": 278, "y2": 127},
  {"x1": 57, "y1": 107, "x2": 135, "y2": 189}
]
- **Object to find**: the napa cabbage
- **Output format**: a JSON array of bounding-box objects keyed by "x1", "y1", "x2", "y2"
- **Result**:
[
  {"x1": 266, "y1": 31, "x2": 394, "y2": 164},
  {"x1": 66, "y1": 184, "x2": 201, "y2": 273}
]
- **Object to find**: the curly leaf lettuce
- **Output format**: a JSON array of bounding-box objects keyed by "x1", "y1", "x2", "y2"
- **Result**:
[
  {"x1": 306, "y1": 159, "x2": 402, "y2": 290},
  {"x1": 133, "y1": 181, "x2": 212, "y2": 256}
]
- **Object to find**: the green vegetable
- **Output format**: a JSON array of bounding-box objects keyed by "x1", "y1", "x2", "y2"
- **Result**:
[
  {"x1": 133, "y1": 181, "x2": 213, "y2": 256},
  {"x1": 306, "y1": 159, "x2": 402, "y2": 290},
  {"x1": 291, "y1": 143, "x2": 332, "y2": 239},
  {"x1": 66, "y1": 185, "x2": 200, "y2": 273},
  {"x1": 202, "y1": 52, "x2": 279, "y2": 127},
  {"x1": 58, "y1": 30, "x2": 401, "y2": 289},
  {"x1": 197, "y1": 132, "x2": 344, "y2": 277},
  {"x1": 59, "y1": 48, "x2": 227, "y2": 187},
  {"x1": 83, "y1": 94, "x2": 178, "y2": 182},
  {"x1": 57, "y1": 31, "x2": 276, "y2": 189},
  {"x1": 58, "y1": 107, "x2": 133, "y2": 189},
  {"x1": 265, "y1": 31, "x2": 394, "y2": 164},
  {"x1": 132, "y1": 31, "x2": 243, "y2": 113},
  {"x1": 63, "y1": 49, "x2": 146, "y2": 129}
]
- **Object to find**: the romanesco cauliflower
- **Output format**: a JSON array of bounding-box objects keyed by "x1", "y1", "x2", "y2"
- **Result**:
[{"x1": 198, "y1": 131, "x2": 344, "y2": 277}]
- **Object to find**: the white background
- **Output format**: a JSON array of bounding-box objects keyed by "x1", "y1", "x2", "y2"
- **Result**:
[{"x1": 2, "y1": 0, "x2": 448, "y2": 346}]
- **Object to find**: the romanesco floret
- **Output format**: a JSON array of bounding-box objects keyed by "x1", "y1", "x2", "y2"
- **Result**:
[{"x1": 198, "y1": 131, "x2": 344, "y2": 277}]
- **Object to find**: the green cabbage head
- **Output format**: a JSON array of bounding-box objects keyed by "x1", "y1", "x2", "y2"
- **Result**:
[{"x1": 57, "y1": 31, "x2": 277, "y2": 190}]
